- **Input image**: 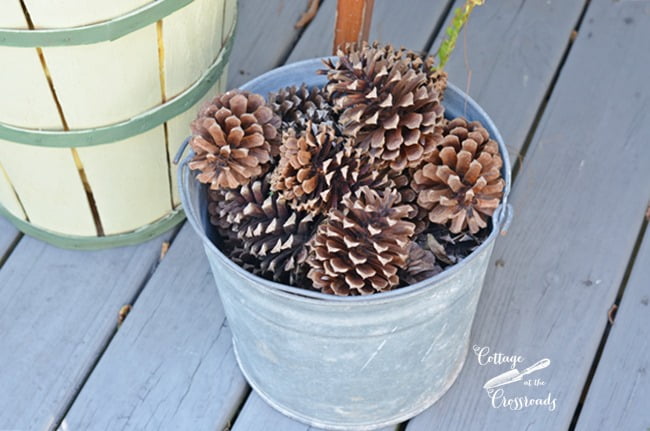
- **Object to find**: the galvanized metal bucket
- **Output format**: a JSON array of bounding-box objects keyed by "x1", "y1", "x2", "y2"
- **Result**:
[{"x1": 178, "y1": 58, "x2": 513, "y2": 430}]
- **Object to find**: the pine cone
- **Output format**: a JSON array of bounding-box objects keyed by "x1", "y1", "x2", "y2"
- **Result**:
[
  {"x1": 268, "y1": 84, "x2": 337, "y2": 133},
  {"x1": 307, "y1": 187, "x2": 415, "y2": 296},
  {"x1": 189, "y1": 90, "x2": 280, "y2": 190},
  {"x1": 322, "y1": 41, "x2": 445, "y2": 171},
  {"x1": 412, "y1": 117, "x2": 505, "y2": 234},
  {"x1": 399, "y1": 242, "x2": 442, "y2": 285},
  {"x1": 208, "y1": 178, "x2": 318, "y2": 284},
  {"x1": 272, "y1": 123, "x2": 389, "y2": 215}
]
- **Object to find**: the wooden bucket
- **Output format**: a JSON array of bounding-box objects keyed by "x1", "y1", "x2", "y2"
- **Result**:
[{"x1": 0, "y1": 0, "x2": 237, "y2": 249}]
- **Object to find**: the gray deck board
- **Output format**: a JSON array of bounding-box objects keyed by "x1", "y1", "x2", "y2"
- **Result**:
[
  {"x1": 227, "y1": 0, "x2": 307, "y2": 88},
  {"x1": 408, "y1": 0, "x2": 650, "y2": 429},
  {"x1": 575, "y1": 229, "x2": 650, "y2": 431},
  {"x1": 60, "y1": 224, "x2": 247, "y2": 431},
  {"x1": 287, "y1": 0, "x2": 451, "y2": 63},
  {"x1": 0, "y1": 216, "x2": 19, "y2": 264},
  {"x1": 0, "y1": 233, "x2": 171, "y2": 431},
  {"x1": 432, "y1": 0, "x2": 587, "y2": 160}
]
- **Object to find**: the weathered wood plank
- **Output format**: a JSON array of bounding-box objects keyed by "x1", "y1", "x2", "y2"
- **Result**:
[
  {"x1": 287, "y1": 0, "x2": 451, "y2": 63},
  {"x1": 407, "y1": 0, "x2": 650, "y2": 429},
  {"x1": 233, "y1": 393, "x2": 398, "y2": 431},
  {"x1": 59, "y1": 224, "x2": 248, "y2": 431},
  {"x1": 227, "y1": 0, "x2": 307, "y2": 88},
  {"x1": 0, "y1": 233, "x2": 171, "y2": 431},
  {"x1": 575, "y1": 229, "x2": 650, "y2": 431},
  {"x1": 431, "y1": 0, "x2": 587, "y2": 159}
]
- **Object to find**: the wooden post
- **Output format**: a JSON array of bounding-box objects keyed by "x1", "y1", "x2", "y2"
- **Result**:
[{"x1": 333, "y1": 0, "x2": 374, "y2": 53}]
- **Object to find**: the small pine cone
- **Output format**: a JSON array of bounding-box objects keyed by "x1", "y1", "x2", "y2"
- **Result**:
[
  {"x1": 412, "y1": 117, "x2": 505, "y2": 234},
  {"x1": 322, "y1": 41, "x2": 445, "y2": 171},
  {"x1": 189, "y1": 90, "x2": 281, "y2": 190},
  {"x1": 399, "y1": 242, "x2": 442, "y2": 286},
  {"x1": 272, "y1": 123, "x2": 389, "y2": 215},
  {"x1": 307, "y1": 187, "x2": 415, "y2": 296},
  {"x1": 268, "y1": 84, "x2": 337, "y2": 133}
]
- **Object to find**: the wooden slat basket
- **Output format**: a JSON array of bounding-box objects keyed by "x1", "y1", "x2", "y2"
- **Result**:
[{"x1": 0, "y1": 0, "x2": 237, "y2": 249}]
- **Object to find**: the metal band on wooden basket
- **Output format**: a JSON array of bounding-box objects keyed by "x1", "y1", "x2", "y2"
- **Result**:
[
  {"x1": 0, "y1": 0, "x2": 193, "y2": 47},
  {"x1": 0, "y1": 204, "x2": 186, "y2": 249}
]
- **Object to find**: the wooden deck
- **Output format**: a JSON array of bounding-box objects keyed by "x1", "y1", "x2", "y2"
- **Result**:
[{"x1": 1, "y1": 0, "x2": 649, "y2": 429}]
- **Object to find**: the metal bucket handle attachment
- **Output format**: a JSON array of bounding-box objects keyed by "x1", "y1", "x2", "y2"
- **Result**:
[
  {"x1": 495, "y1": 202, "x2": 514, "y2": 235},
  {"x1": 174, "y1": 136, "x2": 192, "y2": 165}
]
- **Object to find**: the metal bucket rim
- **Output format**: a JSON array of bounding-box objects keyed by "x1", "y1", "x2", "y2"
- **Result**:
[{"x1": 179, "y1": 57, "x2": 512, "y2": 305}]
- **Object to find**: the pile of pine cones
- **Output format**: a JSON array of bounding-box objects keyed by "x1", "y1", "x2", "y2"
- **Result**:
[{"x1": 189, "y1": 42, "x2": 505, "y2": 296}]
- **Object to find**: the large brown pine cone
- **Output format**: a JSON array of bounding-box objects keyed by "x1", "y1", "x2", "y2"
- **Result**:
[
  {"x1": 272, "y1": 123, "x2": 389, "y2": 216},
  {"x1": 208, "y1": 178, "x2": 318, "y2": 284},
  {"x1": 307, "y1": 187, "x2": 415, "y2": 296},
  {"x1": 412, "y1": 117, "x2": 505, "y2": 234},
  {"x1": 322, "y1": 41, "x2": 445, "y2": 171},
  {"x1": 190, "y1": 90, "x2": 281, "y2": 190},
  {"x1": 268, "y1": 84, "x2": 337, "y2": 133}
]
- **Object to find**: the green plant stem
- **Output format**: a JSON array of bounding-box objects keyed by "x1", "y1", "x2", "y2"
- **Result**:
[{"x1": 436, "y1": 0, "x2": 485, "y2": 70}]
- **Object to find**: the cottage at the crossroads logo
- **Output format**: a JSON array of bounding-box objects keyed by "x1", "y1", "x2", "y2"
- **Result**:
[{"x1": 473, "y1": 345, "x2": 557, "y2": 411}]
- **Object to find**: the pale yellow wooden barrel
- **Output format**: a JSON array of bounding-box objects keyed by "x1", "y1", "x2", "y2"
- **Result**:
[{"x1": 0, "y1": 0, "x2": 237, "y2": 248}]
